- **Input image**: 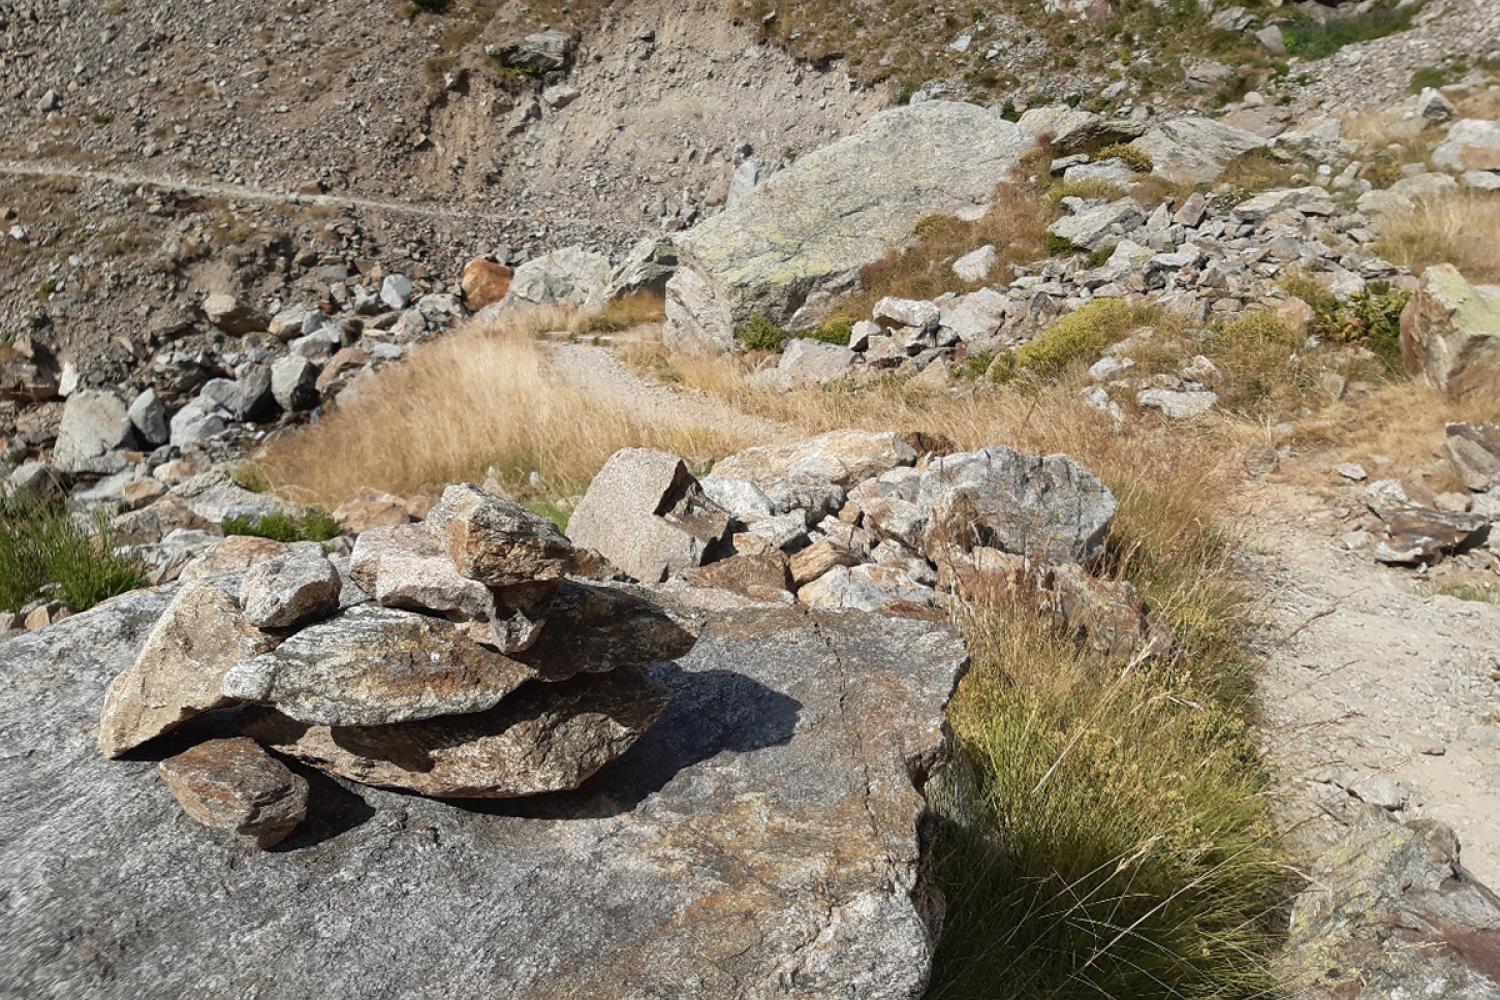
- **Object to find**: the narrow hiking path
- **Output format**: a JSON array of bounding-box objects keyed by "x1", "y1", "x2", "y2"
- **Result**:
[
  {"x1": 0, "y1": 159, "x2": 518, "y2": 224},
  {"x1": 1246, "y1": 481, "x2": 1500, "y2": 888},
  {"x1": 542, "y1": 342, "x2": 1500, "y2": 888},
  {"x1": 543, "y1": 340, "x2": 797, "y2": 447}
]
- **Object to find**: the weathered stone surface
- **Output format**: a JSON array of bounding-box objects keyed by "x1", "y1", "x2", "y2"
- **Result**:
[
  {"x1": 1433, "y1": 118, "x2": 1500, "y2": 173},
  {"x1": 1374, "y1": 508, "x2": 1491, "y2": 565},
  {"x1": 2, "y1": 598, "x2": 966, "y2": 999},
  {"x1": 501, "y1": 245, "x2": 611, "y2": 311},
  {"x1": 53, "y1": 389, "x2": 133, "y2": 473},
  {"x1": 568, "y1": 449, "x2": 730, "y2": 583},
  {"x1": 1131, "y1": 116, "x2": 1269, "y2": 185},
  {"x1": 508, "y1": 581, "x2": 696, "y2": 682},
  {"x1": 768, "y1": 337, "x2": 856, "y2": 387},
  {"x1": 179, "y1": 535, "x2": 290, "y2": 582},
  {"x1": 427, "y1": 484, "x2": 575, "y2": 588},
  {"x1": 607, "y1": 235, "x2": 679, "y2": 298},
  {"x1": 1048, "y1": 197, "x2": 1144, "y2": 252},
  {"x1": 1045, "y1": 563, "x2": 1169, "y2": 661},
  {"x1": 918, "y1": 446, "x2": 1117, "y2": 564},
  {"x1": 712, "y1": 430, "x2": 919, "y2": 492},
  {"x1": 664, "y1": 102, "x2": 1035, "y2": 350},
  {"x1": 156, "y1": 737, "x2": 307, "y2": 849},
  {"x1": 1401, "y1": 265, "x2": 1500, "y2": 398},
  {"x1": 797, "y1": 564, "x2": 940, "y2": 613},
  {"x1": 790, "y1": 538, "x2": 863, "y2": 586},
  {"x1": 375, "y1": 548, "x2": 496, "y2": 620},
  {"x1": 1017, "y1": 104, "x2": 1143, "y2": 155},
  {"x1": 1278, "y1": 814, "x2": 1500, "y2": 999},
  {"x1": 678, "y1": 551, "x2": 792, "y2": 603},
  {"x1": 223, "y1": 606, "x2": 537, "y2": 726},
  {"x1": 1447, "y1": 422, "x2": 1500, "y2": 492},
  {"x1": 246, "y1": 664, "x2": 669, "y2": 798},
  {"x1": 498, "y1": 28, "x2": 577, "y2": 72},
  {"x1": 348, "y1": 521, "x2": 438, "y2": 591},
  {"x1": 239, "y1": 544, "x2": 342, "y2": 629},
  {"x1": 1137, "y1": 387, "x2": 1219, "y2": 418},
  {"x1": 97, "y1": 582, "x2": 277, "y2": 757},
  {"x1": 332, "y1": 487, "x2": 416, "y2": 533}
]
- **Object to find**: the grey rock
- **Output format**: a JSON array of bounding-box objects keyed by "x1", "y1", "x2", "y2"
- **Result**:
[
  {"x1": 712, "y1": 431, "x2": 918, "y2": 492},
  {"x1": 1017, "y1": 104, "x2": 1144, "y2": 155},
  {"x1": 797, "y1": 564, "x2": 939, "y2": 612},
  {"x1": 664, "y1": 102, "x2": 1034, "y2": 350},
  {"x1": 54, "y1": 389, "x2": 134, "y2": 473},
  {"x1": 498, "y1": 28, "x2": 577, "y2": 72},
  {"x1": 917, "y1": 446, "x2": 1117, "y2": 564},
  {"x1": 541, "y1": 83, "x2": 580, "y2": 109},
  {"x1": 0, "y1": 595, "x2": 966, "y2": 999},
  {"x1": 1136, "y1": 387, "x2": 1219, "y2": 418},
  {"x1": 1131, "y1": 116, "x2": 1269, "y2": 185},
  {"x1": 1048, "y1": 198, "x2": 1145, "y2": 252},
  {"x1": 771, "y1": 338, "x2": 856, "y2": 387},
  {"x1": 270, "y1": 355, "x2": 320, "y2": 412},
  {"x1": 127, "y1": 388, "x2": 169, "y2": 447},
  {"x1": 1374, "y1": 508, "x2": 1491, "y2": 565},
  {"x1": 873, "y1": 297, "x2": 941, "y2": 332},
  {"x1": 380, "y1": 274, "x2": 414, "y2": 310},
  {"x1": 202, "y1": 293, "x2": 266, "y2": 334},
  {"x1": 168, "y1": 400, "x2": 228, "y2": 448},
  {"x1": 568, "y1": 449, "x2": 730, "y2": 583},
  {"x1": 1400, "y1": 265, "x2": 1500, "y2": 399},
  {"x1": 1446, "y1": 422, "x2": 1500, "y2": 492},
  {"x1": 607, "y1": 236, "x2": 678, "y2": 298},
  {"x1": 951, "y1": 245, "x2": 997, "y2": 283},
  {"x1": 698, "y1": 476, "x2": 777, "y2": 522},
  {"x1": 223, "y1": 605, "x2": 538, "y2": 726},
  {"x1": 239, "y1": 544, "x2": 342, "y2": 629},
  {"x1": 1416, "y1": 87, "x2": 1455, "y2": 124},
  {"x1": 502, "y1": 246, "x2": 612, "y2": 311},
  {"x1": 1433, "y1": 118, "x2": 1500, "y2": 173}
]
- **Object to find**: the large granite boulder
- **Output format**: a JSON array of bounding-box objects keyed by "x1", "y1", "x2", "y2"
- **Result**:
[
  {"x1": 1130, "y1": 116, "x2": 1269, "y2": 186},
  {"x1": 664, "y1": 102, "x2": 1035, "y2": 351},
  {"x1": 0, "y1": 592, "x2": 968, "y2": 1000},
  {"x1": 499, "y1": 245, "x2": 612, "y2": 312},
  {"x1": 1400, "y1": 264, "x2": 1500, "y2": 399},
  {"x1": 53, "y1": 389, "x2": 135, "y2": 474}
]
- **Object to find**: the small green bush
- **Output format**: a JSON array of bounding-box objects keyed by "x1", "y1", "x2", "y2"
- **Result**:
[
  {"x1": 808, "y1": 316, "x2": 856, "y2": 346},
  {"x1": 0, "y1": 494, "x2": 145, "y2": 613},
  {"x1": 952, "y1": 350, "x2": 995, "y2": 381},
  {"x1": 1282, "y1": 2, "x2": 1421, "y2": 60},
  {"x1": 1048, "y1": 178, "x2": 1127, "y2": 203},
  {"x1": 1095, "y1": 142, "x2": 1154, "y2": 173},
  {"x1": 1086, "y1": 243, "x2": 1117, "y2": 269},
  {"x1": 1046, "y1": 233, "x2": 1080, "y2": 256},
  {"x1": 223, "y1": 509, "x2": 342, "y2": 544},
  {"x1": 1013, "y1": 299, "x2": 1160, "y2": 380},
  {"x1": 734, "y1": 314, "x2": 790, "y2": 352}
]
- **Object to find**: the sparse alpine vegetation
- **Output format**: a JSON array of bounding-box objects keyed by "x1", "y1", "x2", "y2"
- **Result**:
[{"x1": 0, "y1": 493, "x2": 144, "y2": 614}]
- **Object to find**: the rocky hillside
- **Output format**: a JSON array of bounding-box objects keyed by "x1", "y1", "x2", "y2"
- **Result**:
[{"x1": 4, "y1": 0, "x2": 1500, "y2": 997}]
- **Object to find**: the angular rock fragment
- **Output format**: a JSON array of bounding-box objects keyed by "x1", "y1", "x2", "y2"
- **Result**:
[
  {"x1": 918, "y1": 446, "x2": 1117, "y2": 564},
  {"x1": 157, "y1": 737, "x2": 307, "y2": 849},
  {"x1": 239, "y1": 544, "x2": 342, "y2": 629},
  {"x1": 568, "y1": 449, "x2": 730, "y2": 583},
  {"x1": 97, "y1": 582, "x2": 278, "y2": 758},
  {"x1": 678, "y1": 552, "x2": 793, "y2": 603},
  {"x1": 427, "y1": 484, "x2": 575, "y2": 588},
  {"x1": 1400, "y1": 265, "x2": 1500, "y2": 399},
  {"x1": 1373, "y1": 508, "x2": 1490, "y2": 565},
  {"x1": 511, "y1": 581, "x2": 697, "y2": 682},
  {"x1": 222, "y1": 606, "x2": 538, "y2": 726},
  {"x1": 179, "y1": 536, "x2": 290, "y2": 582},
  {"x1": 53, "y1": 389, "x2": 134, "y2": 473},
  {"x1": 245, "y1": 665, "x2": 669, "y2": 798},
  {"x1": 1446, "y1": 422, "x2": 1500, "y2": 493},
  {"x1": 712, "y1": 430, "x2": 918, "y2": 492}
]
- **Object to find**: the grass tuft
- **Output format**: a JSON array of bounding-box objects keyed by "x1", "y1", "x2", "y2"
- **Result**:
[
  {"x1": 0, "y1": 494, "x2": 145, "y2": 613},
  {"x1": 1011, "y1": 300, "x2": 1164, "y2": 382},
  {"x1": 1373, "y1": 192, "x2": 1500, "y2": 284},
  {"x1": 222, "y1": 509, "x2": 342, "y2": 544},
  {"x1": 1281, "y1": 1, "x2": 1422, "y2": 60}
]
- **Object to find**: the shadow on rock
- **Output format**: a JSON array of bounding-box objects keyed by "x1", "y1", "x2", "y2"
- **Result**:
[
  {"x1": 270, "y1": 763, "x2": 377, "y2": 851},
  {"x1": 455, "y1": 665, "x2": 802, "y2": 820}
]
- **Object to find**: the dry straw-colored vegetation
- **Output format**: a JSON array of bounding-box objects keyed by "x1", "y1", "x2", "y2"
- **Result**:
[
  {"x1": 252, "y1": 307, "x2": 748, "y2": 508},
  {"x1": 1374, "y1": 192, "x2": 1500, "y2": 283}
]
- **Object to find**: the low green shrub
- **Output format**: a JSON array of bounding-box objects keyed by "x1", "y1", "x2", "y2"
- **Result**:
[
  {"x1": 1012, "y1": 300, "x2": 1161, "y2": 381},
  {"x1": 0, "y1": 494, "x2": 145, "y2": 613},
  {"x1": 1282, "y1": 1, "x2": 1421, "y2": 60},
  {"x1": 808, "y1": 316, "x2": 856, "y2": 346},
  {"x1": 952, "y1": 350, "x2": 995, "y2": 381},
  {"x1": 1281, "y1": 275, "x2": 1411, "y2": 373},
  {"x1": 1095, "y1": 142, "x2": 1153, "y2": 173},
  {"x1": 735, "y1": 314, "x2": 790, "y2": 352},
  {"x1": 222, "y1": 509, "x2": 342, "y2": 544}
]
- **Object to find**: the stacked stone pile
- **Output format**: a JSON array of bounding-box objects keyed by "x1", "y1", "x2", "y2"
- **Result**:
[{"x1": 95, "y1": 484, "x2": 692, "y2": 847}]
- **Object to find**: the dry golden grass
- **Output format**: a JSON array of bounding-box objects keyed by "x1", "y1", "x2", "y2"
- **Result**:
[
  {"x1": 252, "y1": 307, "x2": 750, "y2": 508},
  {"x1": 1289, "y1": 380, "x2": 1500, "y2": 491},
  {"x1": 833, "y1": 180, "x2": 1057, "y2": 322},
  {"x1": 1373, "y1": 192, "x2": 1500, "y2": 282}
]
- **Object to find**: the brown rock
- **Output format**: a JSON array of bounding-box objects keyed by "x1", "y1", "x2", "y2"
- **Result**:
[
  {"x1": 461, "y1": 258, "x2": 513, "y2": 311},
  {"x1": 789, "y1": 539, "x2": 862, "y2": 587},
  {"x1": 333, "y1": 488, "x2": 414, "y2": 534},
  {"x1": 1374, "y1": 507, "x2": 1491, "y2": 565},
  {"x1": 427, "y1": 484, "x2": 575, "y2": 588},
  {"x1": 680, "y1": 552, "x2": 792, "y2": 602},
  {"x1": 156, "y1": 737, "x2": 308, "y2": 849},
  {"x1": 1045, "y1": 563, "x2": 1170, "y2": 662},
  {"x1": 934, "y1": 546, "x2": 1029, "y2": 600},
  {"x1": 121, "y1": 478, "x2": 169, "y2": 510},
  {"x1": 179, "y1": 535, "x2": 291, "y2": 582},
  {"x1": 97, "y1": 582, "x2": 278, "y2": 758},
  {"x1": 314, "y1": 346, "x2": 368, "y2": 393},
  {"x1": 245, "y1": 665, "x2": 669, "y2": 798}
]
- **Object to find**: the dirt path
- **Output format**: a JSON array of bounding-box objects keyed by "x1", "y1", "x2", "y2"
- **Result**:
[
  {"x1": 1246, "y1": 481, "x2": 1500, "y2": 887},
  {"x1": 544, "y1": 340, "x2": 797, "y2": 447},
  {"x1": 0, "y1": 159, "x2": 518, "y2": 224}
]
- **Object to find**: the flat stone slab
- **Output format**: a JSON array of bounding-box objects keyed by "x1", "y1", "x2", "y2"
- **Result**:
[{"x1": 0, "y1": 589, "x2": 968, "y2": 999}]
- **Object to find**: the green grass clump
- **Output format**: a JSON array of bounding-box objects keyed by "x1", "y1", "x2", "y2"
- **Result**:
[
  {"x1": 808, "y1": 316, "x2": 856, "y2": 346},
  {"x1": 931, "y1": 469, "x2": 1286, "y2": 999},
  {"x1": 521, "y1": 498, "x2": 571, "y2": 533},
  {"x1": 1208, "y1": 311, "x2": 1305, "y2": 406},
  {"x1": 1095, "y1": 142, "x2": 1154, "y2": 173},
  {"x1": 735, "y1": 314, "x2": 790, "y2": 352},
  {"x1": 1280, "y1": 274, "x2": 1411, "y2": 374},
  {"x1": 222, "y1": 509, "x2": 342, "y2": 544},
  {"x1": 952, "y1": 350, "x2": 995, "y2": 381},
  {"x1": 1048, "y1": 179, "x2": 1127, "y2": 204},
  {"x1": 1012, "y1": 300, "x2": 1161, "y2": 381},
  {"x1": 1282, "y1": 2, "x2": 1421, "y2": 60},
  {"x1": 0, "y1": 493, "x2": 145, "y2": 613}
]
